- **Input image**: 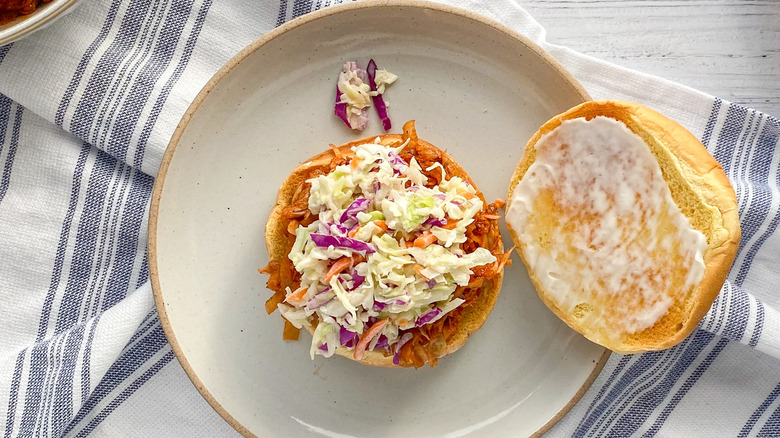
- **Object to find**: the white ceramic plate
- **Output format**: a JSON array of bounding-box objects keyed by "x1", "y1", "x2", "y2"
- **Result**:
[
  {"x1": 0, "y1": 0, "x2": 81, "y2": 46},
  {"x1": 150, "y1": 2, "x2": 609, "y2": 437}
]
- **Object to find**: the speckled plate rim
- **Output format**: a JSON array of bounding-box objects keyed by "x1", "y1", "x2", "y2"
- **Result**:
[
  {"x1": 0, "y1": 0, "x2": 82, "y2": 46},
  {"x1": 148, "y1": 1, "x2": 611, "y2": 437}
]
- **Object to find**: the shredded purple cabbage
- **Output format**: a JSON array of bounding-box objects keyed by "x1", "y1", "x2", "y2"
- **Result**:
[
  {"x1": 416, "y1": 307, "x2": 442, "y2": 327},
  {"x1": 373, "y1": 301, "x2": 387, "y2": 311},
  {"x1": 426, "y1": 279, "x2": 437, "y2": 289},
  {"x1": 334, "y1": 85, "x2": 350, "y2": 128},
  {"x1": 305, "y1": 297, "x2": 332, "y2": 311},
  {"x1": 374, "y1": 334, "x2": 389, "y2": 351},
  {"x1": 340, "y1": 326, "x2": 359, "y2": 348},
  {"x1": 339, "y1": 198, "x2": 370, "y2": 224},
  {"x1": 317, "y1": 221, "x2": 329, "y2": 235},
  {"x1": 392, "y1": 332, "x2": 414, "y2": 365},
  {"x1": 434, "y1": 194, "x2": 447, "y2": 200},
  {"x1": 334, "y1": 62, "x2": 369, "y2": 130},
  {"x1": 366, "y1": 59, "x2": 392, "y2": 131},
  {"x1": 350, "y1": 270, "x2": 365, "y2": 289},
  {"x1": 325, "y1": 222, "x2": 349, "y2": 235},
  {"x1": 387, "y1": 152, "x2": 408, "y2": 167},
  {"x1": 310, "y1": 233, "x2": 375, "y2": 253},
  {"x1": 318, "y1": 343, "x2": 329, "y2": 352},
  {"x1": 305, "y1": 287, "x2": 333, "y2": 311},
  {"x1": 386, "y1": 152, "x2": 408, "y2": 175},
  {"x1": 422, "y1": 217, "x2": 447, "y2": 227}
]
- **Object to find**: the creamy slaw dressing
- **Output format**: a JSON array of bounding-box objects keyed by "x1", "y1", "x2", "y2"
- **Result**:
[{"x1": 506, "y1": 117, "x2": 707, "y2": 335}]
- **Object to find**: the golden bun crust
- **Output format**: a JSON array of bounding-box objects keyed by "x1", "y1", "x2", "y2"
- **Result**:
[
  {"x1": 266, "y1": 134, "x2": 503, "y2": 367},
  {"x1": 506, "y1": 100, "x2": 740, "y2": 354}
]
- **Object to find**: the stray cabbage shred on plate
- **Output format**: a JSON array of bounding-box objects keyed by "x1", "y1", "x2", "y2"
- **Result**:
[{"x1": 334, "y1": 59, "x2": 397, "y2": 131}]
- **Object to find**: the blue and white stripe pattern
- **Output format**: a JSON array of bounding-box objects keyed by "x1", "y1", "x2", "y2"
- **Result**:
[{"x1": 0, "y1": 0, "x2": 778, "y2": 436}]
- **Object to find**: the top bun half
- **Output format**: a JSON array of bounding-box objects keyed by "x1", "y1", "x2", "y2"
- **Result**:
[{"x1": 506, "y1": 100, "x2": 740, "y2": 353}]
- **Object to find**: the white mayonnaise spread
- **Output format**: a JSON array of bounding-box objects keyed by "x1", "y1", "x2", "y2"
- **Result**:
[{"x1": 507, "y1": 116, "x2": 708, "y2": 335}]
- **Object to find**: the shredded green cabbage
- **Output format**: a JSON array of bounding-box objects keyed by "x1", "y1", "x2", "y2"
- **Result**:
[{"x1": 278, "y1": 140, "x2": 496, "y2": 359}]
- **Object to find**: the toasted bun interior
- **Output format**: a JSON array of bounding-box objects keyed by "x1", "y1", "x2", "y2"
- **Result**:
[{"x1": 505, "y1": 100, "x2": 740, "y2": 353}]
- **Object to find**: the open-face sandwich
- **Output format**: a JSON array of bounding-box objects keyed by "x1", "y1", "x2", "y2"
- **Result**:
[{"x1": 261, "y1": 121, "x2": 509, "y2": 367}]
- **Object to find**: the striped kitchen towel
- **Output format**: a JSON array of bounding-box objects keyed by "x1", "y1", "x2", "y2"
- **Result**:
[{"x1": 0, "y1": 0, "x2": 778, "y2": 436}]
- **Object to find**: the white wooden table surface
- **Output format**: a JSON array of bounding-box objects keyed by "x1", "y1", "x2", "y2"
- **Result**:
[{"x1": 523, "y1": 0, "x2": 780, "y2": 117}]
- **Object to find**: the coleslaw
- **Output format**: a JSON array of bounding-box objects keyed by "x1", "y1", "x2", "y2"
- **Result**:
[{"x1": 276, "y1": 137, "x2": 497, "y2": 362}]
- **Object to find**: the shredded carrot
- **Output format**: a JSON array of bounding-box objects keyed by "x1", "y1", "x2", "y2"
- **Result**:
[
  {"x1": 282, "y1": 319, "x2": 300, "y2": 340},
  {"x1": 404, "y1": 240, "x2": 414, "y2": 248},
  {"x1": 285, "y1": 286, "x2": 308, "y2": 304},
  {"x1": 482, "y1": 214, "x2": 501, "y2": 220},
  {"x1": 414, "y1": 232, "x2": 438, "y2": 248},
  {"x1": 350, "y1": 156, "x2": 363, "y2": 170},
  {"x1": 441, "y1": 220, "x2": 459, "y2": 230},
  {"x1": 413, "y1": 264, "x2": 430, "y2": 280},
  {"x1": 323, "y1": 255, "x2": 365, "y2": 283},
  {"x1": 354, "y1": 319, "x2": 389, "y2": 360},
  {"x1": 373, "y1": 220, "x2": 387, "y2": 232},
  {"x1": 350, "y1": 220, "x2": 386, "y2": 238},
  {"x1": 324, "y1": 257, "x2": 352, "y2": 282},
  {"x1": 456, "y1": 189, "x2": 476, "y2": 200},
  {"x1": 494, "y1": 198, "x2": 506, "y2": 209}
]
